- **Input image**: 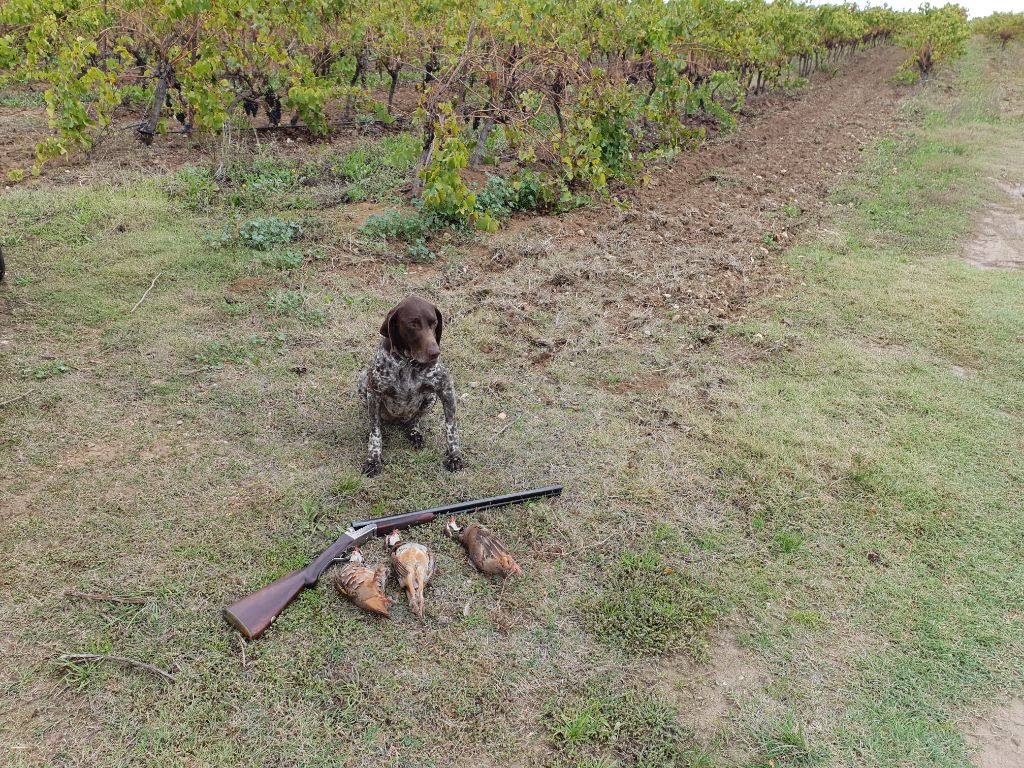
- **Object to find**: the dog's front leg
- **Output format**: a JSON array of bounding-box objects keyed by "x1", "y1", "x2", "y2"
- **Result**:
[
  {"x1": 362, "y1": 392, "x2": 384, "y2": 477},
  {"x1": 438, "y1": 375, "x2": 464, "y2": 472}
]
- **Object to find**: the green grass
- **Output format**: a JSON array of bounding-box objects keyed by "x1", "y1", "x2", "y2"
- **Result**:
[
  {"x1": 163, "y1": 132, "x2": 420, "y2": 212},
  {"x1": 701, "y1": 42, "x2": 1024, "y2": 766},
  {"x1": 545, "y1": 683, "x2": 709, "y2": 767},
  {"x1": 583, "y1": 546, "x2": 716, "y2": 655},
  {"x1": 1, "y1": 41, "x2": 1023, "y2": 768}
]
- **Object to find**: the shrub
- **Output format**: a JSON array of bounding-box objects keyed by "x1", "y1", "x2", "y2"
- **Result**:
[
  {"x1": 419, "y1": 105, "x2": 498, "y2": 232},
  {"x1": 974, "y1": 12, "x2": 1024, "y2": 49},
  {"x1": 897, "y1": 4, "x2": 970, "y2": 78},
  {"x1": 476, "y1": 170, "x2": 564, "y2": 220}
]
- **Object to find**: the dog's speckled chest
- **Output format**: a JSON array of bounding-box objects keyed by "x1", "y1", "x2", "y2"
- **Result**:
[{"x1": 360, "y1": 347, "x2": 447, "y2": 423}]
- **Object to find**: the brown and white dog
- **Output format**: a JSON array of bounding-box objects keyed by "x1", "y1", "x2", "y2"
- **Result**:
[{"x1": 356, "y1": 294, "x2": 463, "y2": 477}]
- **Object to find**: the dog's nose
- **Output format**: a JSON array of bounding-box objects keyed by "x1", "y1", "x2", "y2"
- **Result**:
[{"x1": 426, "y1": 348, "x2": 440, "y2": 362}]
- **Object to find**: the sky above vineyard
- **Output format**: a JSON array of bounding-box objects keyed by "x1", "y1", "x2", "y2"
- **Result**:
[{"x1": 813, "y1": 0, "x2": 1022, "y2": 19}]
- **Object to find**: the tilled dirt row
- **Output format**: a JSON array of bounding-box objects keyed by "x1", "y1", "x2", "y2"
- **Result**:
[{"x1": 464, "y1": 46, "x2": 909, "y2": 336}]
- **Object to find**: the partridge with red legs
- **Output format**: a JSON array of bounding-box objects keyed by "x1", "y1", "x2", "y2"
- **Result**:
[
  {"x1": 445, "y1": 517, "x2": 523, "y2": 578},
  {"x1": 386, "y1": 530, "x2": 435, "y2": 620},
  {"x1": 333, "y1": 548, "x2": 394, "y2": 617}
]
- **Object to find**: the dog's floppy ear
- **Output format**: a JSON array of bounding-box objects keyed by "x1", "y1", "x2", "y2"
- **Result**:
[
  {"x1": 433, "y1": 304, "x2": 443, "y2": 344},
  {"x1": 380, "y1": 309, "x2": 401, "y2": 350}
]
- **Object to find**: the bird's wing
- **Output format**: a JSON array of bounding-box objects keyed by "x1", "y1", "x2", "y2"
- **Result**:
[
  {"x1": 475, "y1": 527, "x2": 509, "y2": 559},
  {"x1": 390, "y1": 548, "x2": 412, "y2": 585},
  {"x1": 424, "y1": 550, "x2": 436, "y2": 585},
  {"x1": 335, "y1": 564, "x2": 367, "y2": 597},
  {"x1": 373, "y1": 563, "x2": 388, "y2": 593}
]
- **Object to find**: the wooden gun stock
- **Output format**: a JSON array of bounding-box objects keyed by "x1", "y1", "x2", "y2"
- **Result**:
[
  {"x1": 223, "y1": 568, "x2": 313, "y2": 640},
  {"x1": 223, "y1": 525, "x2": 375, "y2": 640}
]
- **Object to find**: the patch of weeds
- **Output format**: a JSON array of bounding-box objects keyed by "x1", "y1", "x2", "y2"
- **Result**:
[
  {"x1": 265, "y1": 290, "x2": 324, "y2": 326},
  {"x1": 360, "y1": 208, "x2": 431, "y2": 243},
  {"x1": 0, "y1": 91, "x2": 45, "y2": 108},
  {"x1": 281, "y1": 194, "x2": 319, "y2": 210},
  {"x1": 772, "y1": 530, "x2": 804, "y2": 554},
  {"x1": 164, "y1": 167, "x2": 218, "y2": 211},
  {"x1": 783, "y1": 202, "x2": 801, "y2": 217},
  {"x1": 786, "y1": 610, "x2": 823, "y2": 629},
  {"x1": 23, "y1": 361, "x2": 70, "y2": 380},
  {"x1": 330, "y1": 475, "x2": 362, "y2": 496},
  {"x1": 545, "y1": 683, "x2": 707, "y2": 768},
  {"x1": 251, "y1": 249, "x2": 305, "y2": 270},
  {"x1": 191, "y1": 339, "x2": 267, "y2": 369},
  {"x1": 225, "y1": 155, "x2": 302, "y2": 209},
  {"x1": 239, "y1": 217, "x2": 302, "y2": 250},
  {"x1": 332, "y1": 147, "x2": 374, "y2": 182},
  {"x1": 55, "y1": 656, "x2": 103, "y2": 692},
  {"x1": 582, "y1": 548, "x2": 715, "y2": 655},
  {"x1": 748, "y1": 717, "x2": 823, "y2": 767},
  {"x1": 475, "y1": 169, "x2": 564, "y2": 220},
  {"x1": 219, "y1": 299, "x2": 251, "y2": 318},
  {"x1": 265, "y1": 290, "x2": 305, "y2": 315},
  {"x1": 329, "y1": 133, "x2": 421, "y2": 202},
  {"x1": 405, "y1": 240, "x2": 436, "y2": 263}
]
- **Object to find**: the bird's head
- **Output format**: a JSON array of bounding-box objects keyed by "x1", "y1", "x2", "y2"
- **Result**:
[
  {"x1": 385, "y1": 530, "x2": 402, "y2": 549},
  {"x1": 444, "y1": 517, "x2": 462, "y2": 539}
]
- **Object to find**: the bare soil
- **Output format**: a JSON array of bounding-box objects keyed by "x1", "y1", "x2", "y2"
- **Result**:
[
  {"x1": 964, "y1": 197, "x2": 1024, "y2": 269},
  {"x1": 416, "y1": 46, "x2": 912, "y2": 346},
  {"x1": 965, "y1": 698, "x2": 1024, "y2": 768}
]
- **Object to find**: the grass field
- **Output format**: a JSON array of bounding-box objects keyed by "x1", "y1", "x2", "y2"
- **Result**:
[{"x1": 1, "y1": 41, "x2": 1023, "y2": 767}]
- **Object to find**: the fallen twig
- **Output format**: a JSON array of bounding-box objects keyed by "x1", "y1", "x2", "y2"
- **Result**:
[
  {"x1": 130, "y1": 272, "x2": 163, "y2": 314},
  {"x1": 65, "y1": 591, "x2": 147, "y2": 605},
  {"x1": 58, "y1": 653, "x2": 176, "y2": 683},
  {"x1": 0, "y1": 390, "x2": 34, "y2": 409}
]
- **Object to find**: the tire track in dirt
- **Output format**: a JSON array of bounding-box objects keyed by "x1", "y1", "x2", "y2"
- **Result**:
[{"x1": 471, "y1": 45, "x2": 909, "y2": 336}]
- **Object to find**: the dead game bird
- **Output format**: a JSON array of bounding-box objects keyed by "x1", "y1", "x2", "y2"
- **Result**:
[
  {"x1": 333, "y1": 548, "x2": 394, "y2": 617},
  {"x1": 445, "y1": 517, "x2": 523, "y2": 578},
  {"x1": 387, "y1": 530, "x2": 435, "y2": 619}
]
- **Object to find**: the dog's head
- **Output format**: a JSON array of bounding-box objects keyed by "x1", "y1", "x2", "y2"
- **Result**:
[{"x1": 380, "y1": 294, "x2": 443, "y2": 365}]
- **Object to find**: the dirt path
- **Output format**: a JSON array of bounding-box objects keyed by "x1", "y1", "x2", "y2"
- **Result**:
[{"x1": 468, "y1": 45, "x2": 909, "y2": 335}]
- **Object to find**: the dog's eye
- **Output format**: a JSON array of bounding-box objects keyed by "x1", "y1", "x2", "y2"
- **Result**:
[{"x1": 428, "y1": 319, "x2": 436, "y2": 327}]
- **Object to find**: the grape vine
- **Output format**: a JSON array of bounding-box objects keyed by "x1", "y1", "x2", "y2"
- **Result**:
[{"x1": 0, "y1": 0, "x2": 974, "y2": 208}]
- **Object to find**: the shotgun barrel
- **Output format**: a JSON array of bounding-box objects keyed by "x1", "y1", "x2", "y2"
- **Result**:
[
  {"x1": 223, "y1": 484, "x2": 562, "y2": 639},
  {"x1": 351, "y1": 484, "x2": 563, "y2": 530}
]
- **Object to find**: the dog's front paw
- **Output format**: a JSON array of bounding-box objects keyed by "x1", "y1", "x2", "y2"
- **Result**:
[
  {"x1": 443, "y1": 452, "x2": 464, "y2": 472},
  {"x1": 362, "y1": 457, "x2": 382, "y2": 477},
  {"x1": 406, "y1": 430, "x2": 425, "y2": 450}
]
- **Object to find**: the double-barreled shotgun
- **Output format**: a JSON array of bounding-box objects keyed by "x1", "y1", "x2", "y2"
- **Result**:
[{"x1": 223, "y1": 484, "x2": 563, "y2": 639}]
